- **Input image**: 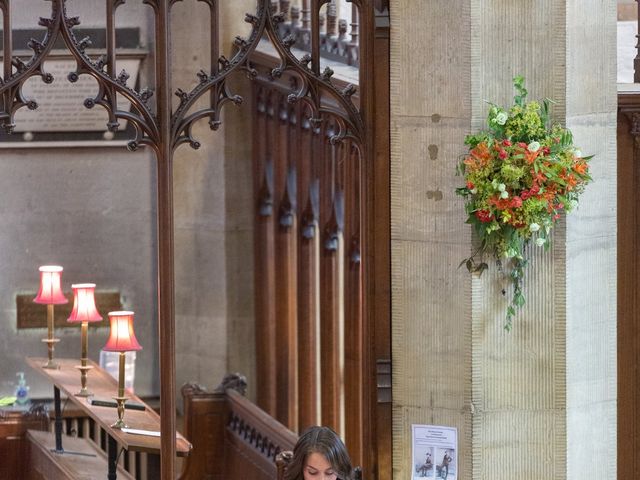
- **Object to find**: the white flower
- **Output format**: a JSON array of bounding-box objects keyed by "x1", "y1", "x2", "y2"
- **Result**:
[
  {"x1": 569, "y1": 199, "x2": 578, "y2": 209},
  {"x1": 528, "y1": 141, "x2": 541, "y2": 152},
  {"x1": 495, "y1": 111, "x2": 508, "y2": 125},
  {"x1": 535, "y1": 237, "x2": 546, "y2": 247},
  {"x1": 500, "y1": 190, "x2": 509, "y2": 199},
  {"x1": 529, "y1": 223, "x2": 540, "y2": 232},
  {"x1": 497, "y1": 183, "x2": 506, "y2": 192},
  {"x1": 470, "y1": 188, "x2": 477, "y2": 194},
  {"x1": 574, "y1": 149, "x2": 582, "y2": 158}
]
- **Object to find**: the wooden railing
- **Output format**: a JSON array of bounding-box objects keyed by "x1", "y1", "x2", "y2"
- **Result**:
[
  {"x1": 51, "y1": 405, "x2": 157, "y2": 479},
  {"x1": 251, "y1": 57, "x2": 365, "y2": 466}
]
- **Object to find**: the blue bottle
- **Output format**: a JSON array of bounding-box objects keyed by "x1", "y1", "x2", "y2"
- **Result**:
[{"x1": 15, "y1": 372, "x2": 30, "y2": 406}]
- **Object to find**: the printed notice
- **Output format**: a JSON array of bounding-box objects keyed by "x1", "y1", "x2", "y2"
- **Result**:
[
  {"x1": 412, "y1": 424, "x2": 457, "y2": 480},
  {"x1": 14, "y1": 58, "x2": 140, "y2": 133}
]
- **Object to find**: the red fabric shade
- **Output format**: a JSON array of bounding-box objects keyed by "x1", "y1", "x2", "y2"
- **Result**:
[
  {"x1": 33, "y1": 266, "x2": 68, "y2": 305},
  {"x1": 103, "y1": 311, "x2": 142, "y2": 352},
  {"x1": 67, "y1": 283, "x2": 103, "y2": 323}
]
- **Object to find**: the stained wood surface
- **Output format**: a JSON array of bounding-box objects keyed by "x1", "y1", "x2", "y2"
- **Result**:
[
  {"x1": 26, "y1": 357, "x2": 191, "y2": 456},
  {"x1": 618, "y1": 94, "x2": 640, "y2": 480},
  {"x1": 27, "y1": 429, "x2": 135, "y2": 480},
  {"x1": 0, "y1": 408, "x2": 48, "y2": 479},
  {"x1": 250, "y1": 3, "x2": 392, "y2": 478},
  {"x1": 178, "y1": 383, "x2": 297, "y2": 480}
]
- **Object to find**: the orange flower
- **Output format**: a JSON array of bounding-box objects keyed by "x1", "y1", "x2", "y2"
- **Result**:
[
  {"x1": 463, "y1": 142, "x2": 492, "y2": 171},
  {"x1": 524, "y1": 149, "x2": 539, "y2": 164},
  {"x1": 573, "y1": 161, "x2": 588, "y2": 175}
]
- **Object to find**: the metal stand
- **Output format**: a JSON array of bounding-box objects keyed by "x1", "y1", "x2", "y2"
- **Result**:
[
  {"x1": 53, "y1": 386, "x2": 63, "y2": 453},
  {"x1": 108, "y1": 435, "x2": 118, "y2": 480},
  {"x1": 51, "y1": 386, "x2": 96, "y2": 458}
]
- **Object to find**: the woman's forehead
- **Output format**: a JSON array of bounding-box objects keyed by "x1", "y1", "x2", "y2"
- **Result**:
[{"x1": 305, "y1": 452, "x2": 332, "y2": 469}]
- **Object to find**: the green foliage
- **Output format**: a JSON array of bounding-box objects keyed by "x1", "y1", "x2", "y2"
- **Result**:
[{"x1": 455, "y1": 76, "x2": 593, "y2": 329}]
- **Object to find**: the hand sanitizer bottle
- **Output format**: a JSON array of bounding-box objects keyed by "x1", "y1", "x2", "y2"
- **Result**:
[{"x1": 15, "y1": 372, "x2": 30, "y2": 406}]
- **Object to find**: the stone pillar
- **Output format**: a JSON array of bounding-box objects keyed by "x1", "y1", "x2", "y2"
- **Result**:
[
  {"x1": 390, "y1": 0, "x2": 616, "y2": 479},
  {"x1": 171, "y1": 2, "x2": 228, "y2": 408},
  {"x1": 172, "y1": 0, "x2": 256, "y2": 405}
]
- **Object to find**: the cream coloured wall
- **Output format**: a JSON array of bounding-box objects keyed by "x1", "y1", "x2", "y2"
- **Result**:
[
  {"x1": 390, "y1": 1, "x2": 617, "y2": 479},
  {"x1": 0, "y1": 0, "x2": 256, "y2": 404}
]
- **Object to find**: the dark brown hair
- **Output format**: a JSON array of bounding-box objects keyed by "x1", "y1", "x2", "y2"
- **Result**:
[{"x1": 284, "y1": 426, "x2": 353, "y2": 480}]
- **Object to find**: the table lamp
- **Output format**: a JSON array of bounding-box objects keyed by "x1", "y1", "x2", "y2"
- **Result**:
[
  {"x1": 103, "y1": 311, "x2": 142, "y2": 428},
  {"x1": 67, "y1": 283, "x2": 103, "y2": 397},
  {"x1": 33, "y1": 265, "x2": 68, "y2": 369}
]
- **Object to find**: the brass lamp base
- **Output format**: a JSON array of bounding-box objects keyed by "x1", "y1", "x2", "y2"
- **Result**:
[
  {"x1": 41, "y1": 338, "x2": 61, "y2": 369},
  {"x1": 110, "y1": 396, "x2": 128, "y2": 429},
  {"x1": 74, "y1": 365, "x2": 94, "y2": 397}
]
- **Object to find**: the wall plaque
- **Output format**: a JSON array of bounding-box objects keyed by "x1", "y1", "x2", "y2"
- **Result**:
[{"x1": 14, "y1": 58, "x2": 141, "y2": 133}]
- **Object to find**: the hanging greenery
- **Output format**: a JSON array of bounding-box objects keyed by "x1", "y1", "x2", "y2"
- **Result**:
[{"x1": 456, "y1": 77, "x2": 592, "y2": 330}]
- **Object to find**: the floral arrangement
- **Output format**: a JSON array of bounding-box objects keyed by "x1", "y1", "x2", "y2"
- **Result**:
[{"x1": 456, "y1": 77, "x2": 592, "y2": 329}]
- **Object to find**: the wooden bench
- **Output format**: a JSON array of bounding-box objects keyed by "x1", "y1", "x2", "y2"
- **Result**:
[
  {"x1": 178, "y1": 373, "x2": 297, "y2": 480},
  {"x1": 0, "y1": 405, "x2": 49, "y2": 479}
]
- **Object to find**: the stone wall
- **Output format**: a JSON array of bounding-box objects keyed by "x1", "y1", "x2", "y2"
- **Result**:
[
  {"x1": 0, "y1": 0, "x2": 256, "y2": 403},
  {"x1": 390, "y1": 0, "x2": 617, "y2": 478}
]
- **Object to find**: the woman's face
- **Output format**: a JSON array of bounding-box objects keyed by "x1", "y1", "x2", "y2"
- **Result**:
[{"x1": 303, "y1": 452, "x2": 338, "y2": 480}]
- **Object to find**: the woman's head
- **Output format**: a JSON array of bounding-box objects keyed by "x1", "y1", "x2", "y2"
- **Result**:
[{"x1": 284, "y1": 426, "x2": 353, "y2": 480}]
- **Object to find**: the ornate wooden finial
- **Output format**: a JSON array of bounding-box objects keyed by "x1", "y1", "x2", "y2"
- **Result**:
[
  {"x1": 276, "y1": 450, "x2": 294, "y2": 478},
  {"x1": 214, "y1": 373, "x2": 248, "y2": 395}
]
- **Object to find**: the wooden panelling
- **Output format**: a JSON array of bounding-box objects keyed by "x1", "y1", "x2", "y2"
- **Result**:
[
  {"x1": 0, "y1": 407, "x2": 48, "y2": 480},
  {"x1": 274, "y1": 98, "x2": 299, "y2": 431},
  {"x1": 27, "y1": 430, "x2": 134, "y2": 480},
  {"x1": 179, "y1": 378, "x2": 298, "y2": 480},
  {"x1": 344, "y1": 142, "x2": 364, "y2": 466},
  {"x1": 251, "y1": 2, "x2": 391, "y2": 478},
  {"x1": 297, "y1": 105, "x2": 320, "y2": 431},
  {"x1": 318, "y1": 125, "x2": 342, "y2": 434},
  {"x1": 255, "y1": 88, "x2": 278, "y2": 417},
  {"x1": 618, "y1": 93, "x2": 640, "y2": 480}
]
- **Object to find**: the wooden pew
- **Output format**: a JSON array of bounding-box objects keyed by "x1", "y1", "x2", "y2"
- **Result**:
[
  {"x1": 0, "y1": 405, "x2": 49, "y2": 479},
  {"x1": 179, "y1": 373, "x2": 297, "y2": 480},
  {"x1": 180, "y1": 373, "x2": 364, "y2": 480}
]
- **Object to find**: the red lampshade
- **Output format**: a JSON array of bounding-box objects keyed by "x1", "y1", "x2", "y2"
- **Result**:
[
  {"x1": 103, "y1": 311, "x2": 142, "y2": 352},
  {"x1": 33, "y1": 266, "x2": 68, "y2": 305},
  {"x1": 67, "y1": 284, "x2": 103, "y2": 324}
]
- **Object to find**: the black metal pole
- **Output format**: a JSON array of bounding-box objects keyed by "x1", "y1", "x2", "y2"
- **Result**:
[
  {"x1": 108, "y1": 435, "x2": 118, "y2": 480},
  {"x1": 53, "y1": 386, "x2": 63, "y2": 453}
]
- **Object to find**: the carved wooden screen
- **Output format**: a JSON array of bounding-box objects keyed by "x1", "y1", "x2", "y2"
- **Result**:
[
  {"x1": 0, "y1": 0, "x2": 388, "y2": 478},
  {"x1": 249, "y1": 1, "x2": 387, "y2": 475}
]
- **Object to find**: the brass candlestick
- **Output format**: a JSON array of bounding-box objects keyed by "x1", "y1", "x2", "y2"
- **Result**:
[
  {"x1": 103, "y1": 311, "x2": 141, "y2": 429},
  {"x1": 111, "y1": 352, "x2": 128, "y2": 429},
  {"x1": 75, "y1": 322, "x2": 94, "y2": 396},
  {"x1": 42, "y1": 304, "x2": 60, "y2": 369},
  {"x1": 34, "y1": 266, "x2": 68, "y2": 369}
]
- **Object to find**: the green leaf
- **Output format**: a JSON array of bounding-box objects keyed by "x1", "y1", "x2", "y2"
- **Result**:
[
  {"x1": 514, "y1": 292, "x2": 525, "y2": 307},
  {"x1": 474, "y1": 262, "x2": 488, "y2": 276}
]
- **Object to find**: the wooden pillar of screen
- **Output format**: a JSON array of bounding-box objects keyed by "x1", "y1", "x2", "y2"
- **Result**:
[
  {"x1": 254, "y1": 87, "x2": 277, "y2": 416},
  {"x1": 343, "y1": 141, "x2": 363, "y2": 466},
  {"x1": 319, "y1": 120, "x2": 341, "y2": 432},
  {"x1": 618, "y1": 99, "x2": 640, "y2": 479},
  {"x1": 274, "y1": 95, "x2": 299, "y2": 431},
  {"x1": 297, "y1": 104, "x2": 319, "y2": 432}
]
